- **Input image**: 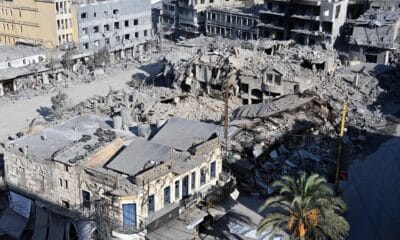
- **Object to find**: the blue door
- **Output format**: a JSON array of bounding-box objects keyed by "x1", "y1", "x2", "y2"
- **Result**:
[{"x1": 122, "y1": 203, "x2": 136, "y2": 228}]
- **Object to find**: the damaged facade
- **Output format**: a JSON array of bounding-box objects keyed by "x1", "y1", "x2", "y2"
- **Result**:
[
  {"x1": 74, "y1": 0, "x2": 152, "y2": 52},
  {"x1": 164, "y1": 37, "x2": 337, "y2": 104},
  {"x1": 160, "y1": 0, "x2": 263, "y2": 38},
  {"x1": 0, "y1": 45, "x2": 65, "y2": 97},
  {"x1": 258, "y1": 0, "x2": 348, "y2": 46},
  {"x1": 3, "y1": 115, "x2": 227, "y2": 239},
  {"x1": 205, "y1": 5, "x2": 261, "y2": 40},
  {"x1": 348, "y1": 7, "x2": 400, "y2": 65}
]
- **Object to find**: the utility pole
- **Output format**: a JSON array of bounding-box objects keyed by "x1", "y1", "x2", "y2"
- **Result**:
[{"x1": 335, "y1": 100, "x2": 347, "y2": 195}]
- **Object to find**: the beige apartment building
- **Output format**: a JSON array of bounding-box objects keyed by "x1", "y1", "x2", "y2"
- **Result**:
[{"x1": 0, "y1": 0, "x2": 77, "y2": 48}]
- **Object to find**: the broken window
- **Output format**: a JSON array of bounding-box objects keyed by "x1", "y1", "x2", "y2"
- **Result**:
[
  {"x1": 125, "y1": 20, "x2": 129, "y2": 27},
  {"x1": 200, "y1": 168, "x2": 206, "y2": 185},
  {"x1": 135, "y1": 32, "x2": 139, "y2": 38},
  {"x1": 175, "y1": 180, "x2": 180, "y2": 200},
  {"x1": 82, "y1": 27, "x2": 88, "y2": 35},
  {"x1": 113, "y1": 9, "x2": 119, "y2": 15},
  {"x1": 275, "y1": 75, "x2": 282, "y2": 85},
  {"x1": 83, "y1": 42, "x2": 89, "y2": 49},
  {"x1": 210, "y1": 161, "x2": 216, "y2": 178},
  {"x1": 104, "y1": 24, "x2": 109, "y2": 31},
  {"x1": 335, "y1": 5, "x2": 341, "y2": 19},
  {"x1": 114, "y1": 22, "x2": 120, "y2": 29},
  {"x1": 62, "y1": 200, "x2": 70, "y2": 208},
  {"x1": 191, "y1": 172, "x2": 196, "y2": 190},
  {"x1": 93, "y1": 26, "x2": 99, "y2": 33},
  {"x1": 81, "y1": 12, "x2": 87, "y2": 19},
  {"x1": 82, "y1": 190, "x2": 91, "y2": 207},
  {"x1": 144, "y1": 30, "x2": 147, "y2": 37},
  {"x1": 365, "y1": 54, "x2": 377, "y2": 63},
  {"x1": 124, "y1": 34, "x2": 130, "y2": 40},
  {"x1": 134, "y1": 19, "x2": 138, "y2": 25}
]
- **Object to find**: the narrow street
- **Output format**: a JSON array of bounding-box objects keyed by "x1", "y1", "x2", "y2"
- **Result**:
[{"x1": 343, "y1": 125, "x2": 400, "y2": 240}]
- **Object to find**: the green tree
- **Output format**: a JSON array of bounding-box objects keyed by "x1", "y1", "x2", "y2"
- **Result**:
[
  {"x1": 258, "y1": 173, "x2": 349, "y2": 240},
  {"x1": 61, "y1": 51, "x2": 74, "y2": 70}
]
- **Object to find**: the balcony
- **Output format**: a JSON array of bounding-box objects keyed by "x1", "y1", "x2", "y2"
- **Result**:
[
  {"x1": 259, "y1": 9, "x2": 285, "y2": 17},
  {"x1": 291, "y1": 14, "x2": 320, "y2": 21}
]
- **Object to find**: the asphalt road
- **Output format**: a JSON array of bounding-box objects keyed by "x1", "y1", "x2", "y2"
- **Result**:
[{"x1": 343, "y1": 125, "x2": 400, "y2": 240}]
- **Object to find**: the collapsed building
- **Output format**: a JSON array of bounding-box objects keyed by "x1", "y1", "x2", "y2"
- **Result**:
[
  {"x1": 348, "y1": 7, "x2": 400, "y2": 65},
  {"x1": 0, "y1": 45, "x2": 65, "y2": 97},
  {"x1": 2, "y1": 114, "x2": 229, "y2": 239},
  {"x1": 164, "y1": 37, "x2": 337, "y2": 104}
]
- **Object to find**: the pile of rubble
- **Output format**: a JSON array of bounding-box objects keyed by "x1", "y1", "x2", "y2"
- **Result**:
[{"x1": 226, "y1": 94, "x2": 358, "y2": 194}]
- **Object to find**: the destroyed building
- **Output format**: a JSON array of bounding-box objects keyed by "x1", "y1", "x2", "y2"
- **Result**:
[
  {"x1": 348, "y1": 7, "x2": 400, "y2": 65},
  {"x1": 164, "y1": 37, "x2": 337, "y2": 104},
  {"x1": 205, "y1": 5, "x2": 262, "y2": 40},
  {"x1": 258, "y1": 0, "x2": 348, "y2": 46},
  {"x1": 3, "y1": 115, "x2": 228, "y2": 239},
  {"x1": 74, "y1": 0, "x2": 152, "y2": 52},
  {"x1": 160, "y1": 0, "x2": 263, "y2": 38},
  {"x1": 0, "y1": 45, "x2": 64, "y2": 97}
]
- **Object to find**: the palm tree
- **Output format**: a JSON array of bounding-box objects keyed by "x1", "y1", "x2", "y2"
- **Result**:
[{"x1": 257, "y1": 173, "x2": 349, "y2": 240}]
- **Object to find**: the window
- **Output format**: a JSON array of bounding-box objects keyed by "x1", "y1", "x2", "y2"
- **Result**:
[
  {"x1": 164, "y1": 186, "x2": 171, "y2": 206},
  {"x1": 23, "y1": 59, "x2": 26, "y2": 65},
  {"x1": 115, "y1": 35, "x2": 121, "y2": 42},
  {"x1": 82, "y1": 190, "x2": 91, "y2": 207},
  {"x1": 191, "y1": 172, "x2": 196, "y2": 190},
  {"x1": 175, "y1": 180, "x2": 180, "y2": 200},
  {"x1": 182, "y1": 175, "x2": 189, "y2": 198},
  {"x1": 210, "y1": 161, "x2": 216, "y2": 178},
  {"x1": 82, "y1": 27, "x2": 88, "y2": 35},
  {"x1": 148, "y1": 195, "x2": 155, "y2": 214},
  {"x1": 105, "y1": 38, "x2": 110, "y2": 45},
  {"x1": 134, "y1": 19, "x2": 138, "y2": 25},
  {"x1": 267, "y1": 74, "x2": 273, "y2": 83},
  {"x1": 125, "y1": 20, "x2": 129, "y2": 27},
  {"x1": 62, "y1": 200, "x2": 70, "y2": 208},
  {"x1": 135, "y1": 32, "x2": 139, "y2": 38},
  {"x1": 59, "y1": 178, "x2": 63, "y2": 187},
  {"x1": 124, "y1": 34, "x2": 130, "y2": 40},
  {"x1": 104, "y1": 24, "x2": 109, "y2": 31},
  {"x1": 275, "y1": 75, "x2": 281, "y2": 85},
  {"x1": 64, "y1": 180, "x2": 68, "y2": 189},
  {"x1": 81, "y1": 12, "x2": 87, "y2": 19},
  {"x1": 335, "y1": 5, "x2": 341, "y2": 19},
  {"x1": 114, "y1": 22, "x2": 120, "y2": 29},
  {"x1": 64, "y1": 165, "x2": 69, "y2": 172},
  {"x1": 144, "y1": 30, "x2": 148, "y2": 37},
  {"x1": 200, "y1": 168, "x2": 206, "y2": 185},
  {"x1": 94, "y1": 40, "x2": 100, "y2": 47},
  {"x1": 94, "y1": 12, "x2": 97, "y2": 17},
  {"x1": 93, "y1": 26, "x2": 99, "y2": 33},
  {"x1": 113, "y1": 9, "x2": 119, "y2": 15},
  {"x1": 83, "y1": 43, "x2": 89, "y2": 49},
  {"x1": 19, "y1": 10, "x2": 21, "y2": 17}
]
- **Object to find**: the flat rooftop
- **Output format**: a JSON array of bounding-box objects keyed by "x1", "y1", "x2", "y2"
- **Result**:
[
  {"x1": 106, "y1": 139, "x2": 173, "y2": 176},
  {"x1": 0, "y1": 45, "x2": 45, "y2": 62},
  {"x1": 7, "y1": 115, "x2": 119, "y2": 165},
  {"x1": 151, "y1": 117, "x2": 218, "y2": 151}
]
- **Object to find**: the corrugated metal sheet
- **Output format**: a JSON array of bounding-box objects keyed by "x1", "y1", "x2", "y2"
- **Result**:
[
  {"x1": 151, "y1": 117, "x2": 218, "y2": 151},
  {"x1": 106, "y1": 139, "x2": 172, "y2": 176}
]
